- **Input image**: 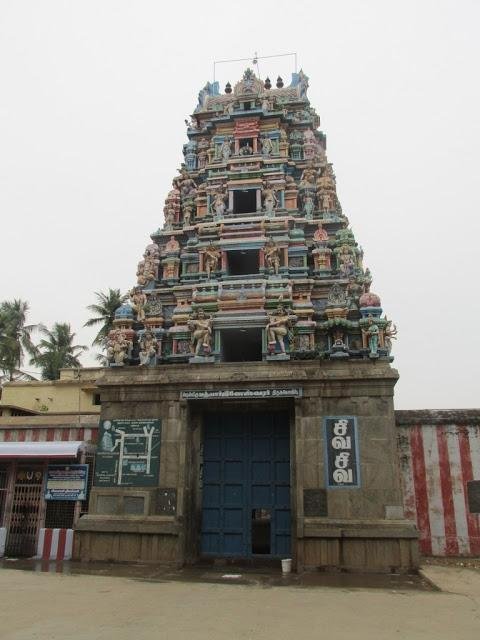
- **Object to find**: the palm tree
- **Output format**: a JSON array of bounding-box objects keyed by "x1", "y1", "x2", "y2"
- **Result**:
[
  {"x1": 31, "y1": 323, "x2": 88, "y2": 380},
  {"x1": 84, "y1": 289, "x2": 126, "y2": 346},
  {"x1": 0, "y1": 299, "x2": 38, "y2": 382}
]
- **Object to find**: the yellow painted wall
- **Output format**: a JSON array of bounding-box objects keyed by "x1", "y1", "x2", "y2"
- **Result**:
[{"x1": 0, "y1": 368, "x2": 102, "y2": 415}]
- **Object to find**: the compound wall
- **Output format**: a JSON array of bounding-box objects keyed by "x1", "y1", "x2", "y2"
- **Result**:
[{"x1": 396, "y1": 410, "x2": 480, "y2": 556}]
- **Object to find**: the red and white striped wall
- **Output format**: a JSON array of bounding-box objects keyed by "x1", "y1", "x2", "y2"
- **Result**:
[
  {"x1": 396, "y1": 411, "x2": 480, "y2": 556},
  {"x1": 36, "y1": 528, "x2": 74, "y2": 560},
  {"x1": 0, "y1": 426, "x2": 97, "y2": 444}
]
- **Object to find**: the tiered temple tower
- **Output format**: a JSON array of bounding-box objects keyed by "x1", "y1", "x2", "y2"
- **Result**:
[
  {"x1": 77, "y1": 70, "x2": 418, "y2": 573},
  {"x1": 107, "y1": 69, "x2": 395, "y2": 367}
]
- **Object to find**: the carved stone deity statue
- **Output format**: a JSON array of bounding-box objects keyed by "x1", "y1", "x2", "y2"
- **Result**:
[
  {"x1": 220, "y1": 137, "x2": 232, "y2": 162},
  {"x1": 139, "y1": 329, "x2": 159, "y2": 366},
  {"x1": 129, "y1": 287, "x2": 147, "y2": 323},
  {"x1": 183, "y1": 203, "x2": 194, "y2": 227},
  {"x1": 165, "y1": 235, "x2": 180, "y2": 254},
  {"x1": 314, "y1": 222, "x2": 329, "y2": 244},
  {"x1": 303, "y1": 129, "x2": 317, "y2": 160},
  {"x1": 363, "y1": 315, "x2": 380, "y2": 357},
  {"x1": 303, "y1": 193, "x2": 315, "y2": 218},
  {"x1": 106, "y1": 329, "x2": 132, "y2": 366},
  {"x1": 315, "y1": 143, "x2": 327, "y2": 165},
  {"x1": 304, "y1": 129, "x2": 316, "y2": 144},
  {"x1": 239, "y1": 141, "x2": 253, "y2": 156},
  {"x1": 261, "y1": 136, "x2": 274, "y2": 156},
  {"x1": 211, "y1": 190, "x2": 227, "y2": 217},
  {"x1": 197, "y1": 150, "x2": 207, "y2": 169},
  {"x1": 361, "y1": 268, "x2": 372, "y2": 292},
  {"x1": 165, "y1": 181, "x2": 180, "y2": 209},
  {"x1": 313, "y1": 245, "x2": 332, "y2": 271},
  {"x1": 207, "y1": 140, "x2": 216, "y2": 164},
  {"x1": 338, "y1": 245, "x2": 356, "y2": 276},
  {"x1": 299, "y1": 163, "x2": 317, "y2": 188},
  {"x1": 327, "y1": 283, "x2": 347, "y2": 307},
  {"x1": 384, "y1": 318, "x2": 398, "y2": 353},
  {"x1": 176, "y1": 167, "x2": 197, "y2": 199},
  {"x1": 316, "y1": 165, "x2": 336, "y2": 192},
  {"x1": 145, "y1": 292, "x2": 163, "y2": 317},
  {"x1": 137, "y1": 243, "x2": 160, "y2": 286},
  {"x1": 266, "y1": 304, "x2": 297, "y2": 354},
  {"x1": 163, "y1": 208, "x2": 175, "y2": 231},
  {"x1": 264, "y1": 237, "x2": 281, "y2": 275},
  {"x1": 279, "y1": 129, "x2": 289, "y2": 157},
  {"x1": 188, "y1": 309, "x2": 213, "y2": 356},
  {"x1": 204, "y1": 243, "x2": 221, "y2": 279},
  {"x1": 321, "y1": 192, "x2": 332, "y2": 213},
  {"x1": 262, "y1": 182, "x2": 278, "y2": 214}
]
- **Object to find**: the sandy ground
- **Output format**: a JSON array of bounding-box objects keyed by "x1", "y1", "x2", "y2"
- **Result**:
[{"x1": 0, "y1": 566, "x2": 479, "y2": 640}]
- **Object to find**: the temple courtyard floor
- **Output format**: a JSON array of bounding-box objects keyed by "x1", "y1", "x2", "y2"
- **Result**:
[{"x1": 0, "y1": 560, "x2": 479, "y2": 639}]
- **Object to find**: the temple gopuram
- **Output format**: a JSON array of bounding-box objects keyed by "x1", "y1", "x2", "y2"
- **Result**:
[{"x1": 75, "y1": 69, "x2": 419, "y2": 572}]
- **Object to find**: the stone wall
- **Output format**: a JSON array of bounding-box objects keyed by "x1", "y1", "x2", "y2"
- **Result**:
[
  {"x1": 75, "y1": 360, "x2": 418, "y2": 571},
  {"x1": 396, "y1": 410, "x2": 480, "y2": 557}
]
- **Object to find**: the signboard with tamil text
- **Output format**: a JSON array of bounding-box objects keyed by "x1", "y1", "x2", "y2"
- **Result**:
[
  {"x1": 94, "y1": 419, "x2": 161, "y2": 487},
  {"x1": 45, "y1": 464, "x2": 89, "y2": 501},
  {"x1": 324, "y1": 416, "x2": 361, "y2": 489},
  {"x1": 180, "y1": 388, "x2": 302, "y2": 401}
]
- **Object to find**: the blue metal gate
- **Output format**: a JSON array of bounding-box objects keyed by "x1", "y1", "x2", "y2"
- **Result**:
[{"x1": 201, "y1": 411, "x2": 291, "y2": 557}]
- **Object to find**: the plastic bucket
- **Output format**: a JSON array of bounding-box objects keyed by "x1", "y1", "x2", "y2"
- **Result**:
[{"x1": 281, "y1": 558, "x2": 292, "y2": 574}]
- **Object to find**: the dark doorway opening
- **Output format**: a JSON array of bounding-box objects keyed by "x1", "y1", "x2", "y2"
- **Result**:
[
  {"x1": 252, "y1": 509, "x2": 271, "y2": 554},
  {"x1": 222, "y1": 328, "x2": 262, "y2": 362},
  {"x1": 233, "y1": 190, "x2": 256, "y2": 215},
  {"x1": 227, "y1": 250, "x2": 259, "y2": 276}
]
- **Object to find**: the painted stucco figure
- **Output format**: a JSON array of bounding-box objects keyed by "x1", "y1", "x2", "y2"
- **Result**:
[
  {"x1": 266, "y1": 304, "x2": 297, "y2": 354},
  {"x1": 204, "y1": 244, "x2": 221, "y2": 279},
  {"x1": 188, "y1": 309, "x2": 213, "y2": 356},
  {"x1": 264, "y1": 238, "x2": 281, "y2": 275}
]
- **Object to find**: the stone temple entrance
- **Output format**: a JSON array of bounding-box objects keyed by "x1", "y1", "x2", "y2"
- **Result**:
[{"x1": 201, "y1": 410, "x2": 291, "y2": 558}]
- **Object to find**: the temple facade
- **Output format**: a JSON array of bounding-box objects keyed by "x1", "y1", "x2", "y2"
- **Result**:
[{"x1": 75, "y1": 70, "x2": 419, "y2": 571}]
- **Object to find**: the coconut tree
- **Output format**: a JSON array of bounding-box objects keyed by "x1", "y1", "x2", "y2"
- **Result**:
[
  {"x1": 84, "y1": 289, "x2": 126, "y2": 346},
  {"x1": 30, "y1": 322, "x2": 88, "y2": 380},
  {"x1": 0, "y1": 299, "x2": 38, "y2": 382}
]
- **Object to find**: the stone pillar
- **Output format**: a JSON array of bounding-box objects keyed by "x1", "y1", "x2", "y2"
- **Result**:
[{"x1": 256, "y1": 189, "x2": 262, "y2": 211}]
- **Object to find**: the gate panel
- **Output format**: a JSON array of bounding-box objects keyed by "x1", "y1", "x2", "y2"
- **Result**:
[
  {"x1": 201, "y1": 411, "x2": 290, "y2": 557},
  {"x1": 6, "y1": 464, "x2": 44, "y2": 557}
]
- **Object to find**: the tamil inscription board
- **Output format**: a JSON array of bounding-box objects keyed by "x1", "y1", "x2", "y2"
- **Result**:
[
  {"x1": 45, "y1": 464, "x2": 89, "y2": 501},
  {"x1": 324, "y1": 416, "x2": 361, "y2": 488},
  {"x1": 180, "y1": 388, "x2": 302, "y2": 400},
  {"x1": 94, "y1": 419, "x2": 161, "y2": 487}
]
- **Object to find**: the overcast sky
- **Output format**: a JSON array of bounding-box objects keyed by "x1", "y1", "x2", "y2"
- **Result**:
[{"x1": 1, "y1": 0, "x2": 479, "y2": 409}]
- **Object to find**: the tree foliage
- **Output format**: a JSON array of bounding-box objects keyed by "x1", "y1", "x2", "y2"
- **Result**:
[
  {"x1": 30, "y1": 323, "x2": 88, "y2": 380},
  {"x1": 0, "y1": 299, "x2": 38, "y2": 382},
  {"x1": 84, "y1": 289, "x2": 126, "y2": 346}
]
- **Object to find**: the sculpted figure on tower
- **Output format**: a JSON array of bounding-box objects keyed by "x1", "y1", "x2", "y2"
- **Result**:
[
  {"x1": 204, "y1": 243, "x2": 221, "y2": 279},
  {"x1": 137, "y1": 243, "x2": 160, "y2": 287},
  {"x1": 264, "y1": 237, "x2": 281, "y2": 275},
  {"x1": 188, "y1": 309, "x2": 213, "y2": 356}
]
